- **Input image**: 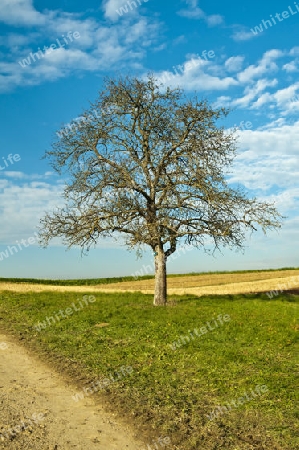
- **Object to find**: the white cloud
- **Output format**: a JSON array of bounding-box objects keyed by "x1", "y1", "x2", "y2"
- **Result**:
[
  {"x1": 212, "y1": 95, "x2": 232, "y2": 108},
  {"x1": 178, "y1": 0, "x2": 223, "y2": 26},
  {"x1": 213, "y1": 49, "x2": 299, "y2": 113},
  {"x1": 173, "y1": 35, "x2": 187, "y2": 45},
  {"x1": 249, "y1": 83, "x2": 299, "y2": 113},
  {"x1": 224, "y1": 56, "x2": 245, "y2": 72},
  {"x1": 0, "y1": 0, "x2": 46, "y2": 26},
  {"x1": 154, "y1": 56, "x2": 238, "y2": 91},
  {"x1": 0, "y1": 175, "x2": 64, "y2": 244},
  {"x1": 232, "y1": 78, "x2": 278, "y2": 108},
  {"x1": 237, "y1": 50, "x2": 284, "y2": 84},
  {"x1": 1, "y1": 171, "x2": 54, "y2": 179},
  {"x1": 47, "y1": 15, "x2": 98, "y2": 48},
  {"x1": 239, "y1": 121, "x2": 299, "y2": 156},
  {"x1": 230, "y1": 152, "x2": 299, "y2": 191},
  {"x1": 153, "y1": 47, "x2": 298, "y2": 99},
  {"x1": 289, "y1": 47, "x2": 299, "y2": 56},
  {"x1": 0, "y1": 33, "x2": 37, "y2": 48},
  {"x1": 103, "y1": 0, "x2": 151, "y2": 21},
  {"x1": 0, "y1": 4, "x2": 160, "y2": 92},
  {"x1": 103, "y1": 0, "x2": 131, "y2": 21},
  {"x1": 273, "y1": 84, "x2": 299, "y2": 105},
  {"x1": 265, "y1": 188, "x2": 299, "y2": 214},
  {"x1": 40, "y1": 47, "x2": 98, "y2": 70},
  {"x1": 249, "y1": 92, "x2": 273, "y2": 109},
  {"x1": 205, "y1": 14, "x2": 223, "y2": 26},
  {"x1": 231, "y1": 29, "x2": 257, "y2": 41},
  {"x1": 282, "y1": 60, "x2": 299, "y2": 72},
  {"x1": 178, "y1": 0, "x2": 205, "y2": 19},
  {"x1": 229, "y1": 122, "x2": 299, "y2": 194}
]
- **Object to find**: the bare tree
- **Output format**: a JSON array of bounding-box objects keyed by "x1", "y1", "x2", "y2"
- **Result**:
[{"x1": 39, "y1": 75, "x2": 283, "y2": 305}]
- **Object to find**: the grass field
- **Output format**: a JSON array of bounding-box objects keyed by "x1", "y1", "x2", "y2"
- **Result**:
[{"x1": 0, "y1": 271, "x2": 298, "y2": 450}]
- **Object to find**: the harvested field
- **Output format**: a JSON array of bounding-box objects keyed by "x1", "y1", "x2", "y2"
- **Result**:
[{"x1": 1, "y1": 269, "x2": 299, "y2": 296}]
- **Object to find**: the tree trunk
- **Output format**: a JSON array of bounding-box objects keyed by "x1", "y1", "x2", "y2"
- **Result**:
[{"x1": 153, "y1": 247, "x2": 167, "y2": 306}]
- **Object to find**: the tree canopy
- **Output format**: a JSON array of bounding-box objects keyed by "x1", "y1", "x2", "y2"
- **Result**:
[{"x1": 39, "y1": 75, "x2": 283, "y2": 305}]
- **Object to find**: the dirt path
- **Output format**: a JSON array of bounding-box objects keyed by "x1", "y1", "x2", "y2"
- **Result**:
[{"x1": 0, "y1": 332, "x2": 143, "y2": 450}]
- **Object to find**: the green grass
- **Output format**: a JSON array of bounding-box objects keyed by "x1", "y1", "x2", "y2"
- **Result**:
[
  {"x1": 0, "y1": 290, "x2": 298, "y2": 449},
  {"x1": 0, "y1": 266, "x2": 298, "y2": 285}
]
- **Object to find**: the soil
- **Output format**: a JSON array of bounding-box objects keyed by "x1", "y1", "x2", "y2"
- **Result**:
[{"x1": 0, "y1": 332, "x2": 144, "y2": 450}]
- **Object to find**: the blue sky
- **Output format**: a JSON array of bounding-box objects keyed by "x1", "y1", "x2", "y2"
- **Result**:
[{"x1": 0, "y1": 0, "x2": 298, "y2": 279}]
